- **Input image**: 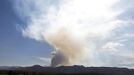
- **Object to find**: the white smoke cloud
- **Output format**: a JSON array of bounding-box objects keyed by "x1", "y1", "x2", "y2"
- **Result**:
[{"x1": 12, "y1": 0, "x2": 134, "y2": 68}]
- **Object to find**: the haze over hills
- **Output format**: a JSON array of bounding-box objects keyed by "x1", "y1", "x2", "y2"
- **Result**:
[{"x1": 1, "y1": 65, "x2": 134, "y2": 75}]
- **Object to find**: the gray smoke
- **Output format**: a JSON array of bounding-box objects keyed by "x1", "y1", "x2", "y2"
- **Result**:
[{"x1": 45, "y1": 29, "x2": 87, "y2": 67}]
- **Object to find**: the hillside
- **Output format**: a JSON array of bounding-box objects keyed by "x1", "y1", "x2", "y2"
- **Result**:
[{"x1": 0, "y1": 65, "x2": 134, "y2": 75}]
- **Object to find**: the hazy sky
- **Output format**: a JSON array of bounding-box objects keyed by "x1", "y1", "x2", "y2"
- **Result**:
[{"x1": 0, "y1": 0, "x2": 134, "y2": 68}]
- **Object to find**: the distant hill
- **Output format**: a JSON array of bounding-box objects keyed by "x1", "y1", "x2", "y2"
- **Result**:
[{"x1": 0, "y1": 65, "x2": 134, "y2": 75}]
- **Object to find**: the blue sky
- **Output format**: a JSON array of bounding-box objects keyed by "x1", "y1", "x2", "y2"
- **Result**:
[
  {"x1": 0, "y1": 0, "x2": 134, "y2": 68},
  {"x1": 0, "y1": 0, "x2": 52, "y2": 66}
]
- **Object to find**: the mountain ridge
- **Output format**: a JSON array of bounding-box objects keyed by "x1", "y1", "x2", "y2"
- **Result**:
[{"x1": 0, "y1": 65, "x2": 134, "y2": 75}]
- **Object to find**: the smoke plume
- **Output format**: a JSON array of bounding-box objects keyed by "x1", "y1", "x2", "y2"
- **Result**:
[
  {"x1": 12, "y1": 0, "x2": 134, "y2": 68},
  {"x1": 43, "y1": 0, "x2": 121, "y2": 67},
  {"x1": 45, "y1": 28, "x2": 88, "y2": 67}
]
